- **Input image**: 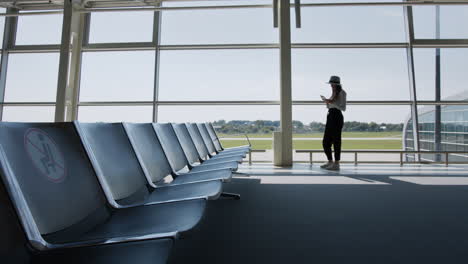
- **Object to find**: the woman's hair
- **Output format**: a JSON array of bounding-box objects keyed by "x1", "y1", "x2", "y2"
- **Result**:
[{"x1": 335, "y1": 84, "x2": 342, "y2": 95}]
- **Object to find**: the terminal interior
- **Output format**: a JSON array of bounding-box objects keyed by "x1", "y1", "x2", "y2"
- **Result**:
[{"x1": 1, "y1": 0, "x2": 468, "y2": 263}]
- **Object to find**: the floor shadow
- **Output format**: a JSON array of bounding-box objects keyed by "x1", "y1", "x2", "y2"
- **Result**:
[{"x1": 170, "y1": 176, "x2": 468, "y2": 264}]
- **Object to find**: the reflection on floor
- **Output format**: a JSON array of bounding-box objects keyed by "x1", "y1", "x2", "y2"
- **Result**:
[{"x1": 170, "y1": 163, "x2": 468, "y2": 264}]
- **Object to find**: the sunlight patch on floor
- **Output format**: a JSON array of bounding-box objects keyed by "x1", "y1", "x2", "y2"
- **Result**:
[
  {"x1": 255, "y1": 176, "x2": 390, "y2": 185},
  {"x1": 390, "y1": 176, "x2": 468, "y2": 185}
]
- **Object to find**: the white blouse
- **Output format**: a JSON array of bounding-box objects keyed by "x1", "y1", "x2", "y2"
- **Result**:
[{"x1": 327, "y1": 89, "x2": 347, "y2": 111}]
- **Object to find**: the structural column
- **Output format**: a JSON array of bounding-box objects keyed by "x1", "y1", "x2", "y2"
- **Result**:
[
  {"x1": 403, "y1": 4, "x2": 421, "y2": 160},
  {"x1": 277, "y1": 0, "x2": 293, "y2": 166},
  {"x1": 434, "y1": 5, "x2": 442, "y2": 161},
  {"x1": 153, "y1": 3, "x2": 162, "y2": 122},
  {"x1": 55, "y1": 0, "x2": 85, "y2": 122}
]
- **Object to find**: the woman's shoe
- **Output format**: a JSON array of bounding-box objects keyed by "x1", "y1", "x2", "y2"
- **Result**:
[
  {"x1": 320, "y1": 162, "x2": 333, "y2": 169},
  {"x1": 326, "y1": 163, "x2": 340, "y2": 171}
]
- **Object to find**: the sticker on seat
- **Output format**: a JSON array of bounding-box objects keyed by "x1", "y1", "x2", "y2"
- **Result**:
[{"x1": 24, "y1": 128, "x2": 66, "y2": 183}]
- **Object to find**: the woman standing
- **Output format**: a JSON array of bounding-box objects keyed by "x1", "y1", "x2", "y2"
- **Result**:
[{"x1": 320, "y1": 76, "x2": 347, "y2": 170}]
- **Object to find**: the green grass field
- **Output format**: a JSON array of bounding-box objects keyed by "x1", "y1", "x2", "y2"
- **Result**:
[
  {"x1": 221, "y1": 139, "x2": 402, "y2": 150},
  {"x1": 219, "y1": 131, "x2": 403, "y2": 150},
  {"x1": 218, "y1": 131, "x2": 402, "y2": 139}
]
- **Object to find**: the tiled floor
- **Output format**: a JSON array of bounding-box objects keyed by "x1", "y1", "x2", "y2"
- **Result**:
[
  {"x1": 170, "y1": 163, "x2": 468, "y2": 264},
  {"x1": 240, "y1": 163, "x2": 468, "y2": 178}
]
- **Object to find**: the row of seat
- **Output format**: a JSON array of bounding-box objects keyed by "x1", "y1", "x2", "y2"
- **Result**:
[{"x1": 0, "y1": 122, "x2": 250, "y2": 264}]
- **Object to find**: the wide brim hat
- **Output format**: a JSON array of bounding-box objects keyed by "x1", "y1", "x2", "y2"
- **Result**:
[{"x1": 326, "y1": 75, "x2": 341, "y2": 85}]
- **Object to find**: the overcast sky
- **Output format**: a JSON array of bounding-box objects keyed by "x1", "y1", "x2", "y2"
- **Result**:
[{"x1": 1, "y1": 1, "x2": 468, "y2": 124}]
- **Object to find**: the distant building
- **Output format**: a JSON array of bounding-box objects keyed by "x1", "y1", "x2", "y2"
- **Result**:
[{"x1": 403, "y1": 92, "x2": 468, "y2": 162}]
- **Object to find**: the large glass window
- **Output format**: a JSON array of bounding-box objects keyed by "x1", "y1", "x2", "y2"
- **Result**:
[
  {"x1": 2, "y1": 106, "x2": 55, "y2": 122},
  {"x1": 159, "y1": 49, "x2": 279, "y2": 101},
  {"x1": 16, "y1": 14, "x2": 63, "y2": 45},
  {"x1": 4, "y1": 53, "x2": 59, "y2": 102},
  {"x1": 292, "y1": 49, "x2": 410, "y2": 101},
  {"x1": 291, "y1": 6, "x2": 405, "y2": 43},
  {"x1": 80, "y1": 51, "x2": 155, "y2": 102},
  {"x1": 89, "y1": 11, "x2": 154, "y2": 43},
  {"x1": 78, "y1": 106, "x2": 153, "y2": 122}
]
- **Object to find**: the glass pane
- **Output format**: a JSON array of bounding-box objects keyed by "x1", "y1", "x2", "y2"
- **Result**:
[
  {"x1": 2, "y1": 106, "x2": 55, "y2": 122},
  {"x1": 414, "y1": 48, "x2": 468, "y2": 101},
  {"x1": 16, "y1": 14, "x2": 63, "y2": 45},
  {"x1": 418, "y1": 105, "x2": 435, "y2": 160},
  {"x1": 164, "y1": 0, "x2": 403, "y2": 7},
  {"x1": 413, "y1": 6, "x2": 435, "y2": 39},
  {"x1": 89, "y1": 11, "x2": 153, "y2": 43},
  {"x1": 441, "y1": 49, "x2": 468, "y2": 100},
  {"x1": 4, "y1": 53, "x2": 59, "y2": 102},
  {"x1": 0, "y1": 8, "x2": 5, "y2": 42},
  {"x1": 292, "y1": 49, "x2": 410, "y2": 101},
  {"x1": 163, "y1": 0, "x2": 270, "y2": 7},
  {"x1": 292, "y1": 6, "x2": 405, "y2": 43},
  {"x1": 158, "y1": 105, "x2": 279, "y2": 123},
  {"x1": 413, "y1": 6, "x2": 468, "y2": 39},
  {"x1": 440, "y1": 6, "x2": 468, "y2": 39},
  {"x1": 413, "y1": 49, "x2": 435, "y2": 100},
  {"x1": 159, "y1": 50, "x2": 279, "y2": 101},
  {"x1": 80, "y1": 51, "x2": 155, "y2": 102},
  {"x1": 78, "y1": 106, "x2": 153, "y2": 122},
  {"x1": 404, "y1": 117, "x2": 414, "y2": 149},
  {"x1": 300, "y1": 0, "x2": 403, "y2": 2},
  {"x1": 161, "y1": 8, "x2": 276, "y2": 44},
  {"x1": 412, "y1": 105, "x2": 468, "y2": 162},
  {"x1": 294, "y1": 105, "x2": 408, "y2": 128}
]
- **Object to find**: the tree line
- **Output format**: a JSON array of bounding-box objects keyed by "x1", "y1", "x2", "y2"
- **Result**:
[{"x1": 213, "y1": 120, "x2": 404, "y2": 134}]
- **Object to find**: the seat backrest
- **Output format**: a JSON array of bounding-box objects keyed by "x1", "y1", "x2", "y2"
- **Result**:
[
  {"x1": 123, "y1": 123, "x2": 173, "y2": 184},
  {"x1": 186, "y1": 123, "x2": 210, "y2": 160},
  {"x1": 172, "y1": 123, "x2": 201, "y2": 165},
  {"x1": 76, "y1": 122, "x2": 149, "y2": 205},
  {"x1": 197, "y1": 123, "x2": 217, "y2": 154},
  {"x1": 152, "y1": 123, "x2": 189, "y2": 172},
  {"x1": 0, "y1": 122, "x2": 108, "y2": 245},
  {"x1": 204, "y1": 123, "x2": 223, "y2": 152}
]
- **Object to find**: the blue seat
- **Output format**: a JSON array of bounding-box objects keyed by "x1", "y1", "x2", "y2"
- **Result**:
[
  {"x1": 124, "y1": 123, "x2": 232, "y2": 194},
  {"x1": 185, "y1": 123, "x2": 244, "y2": 166},
  {"x1": 152, "y1": 123, "x2": 235, "y2": 178},
  {"x1": 0, "y1": 122, "x2": 206, "y2": 263},
  {"x1": 205, "y1": 122, "x2": 250, "y2": 153},
  {"x1": 172, "y1": 123, "x2": 242, "y2": 168},
  {"x1": 34, "y1": 239, "x2": 173, "y2": 264},
  {"x1": 76, "y1": 122, "x2": 222, "y2": 206},
  {"x1": 196, "y1": 123, "x2": 247, "y2": 160}
]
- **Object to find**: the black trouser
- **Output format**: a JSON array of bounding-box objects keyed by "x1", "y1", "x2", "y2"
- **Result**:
[{"x1": 323, "y1": 108, "x2": 344, "y2": 161}]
